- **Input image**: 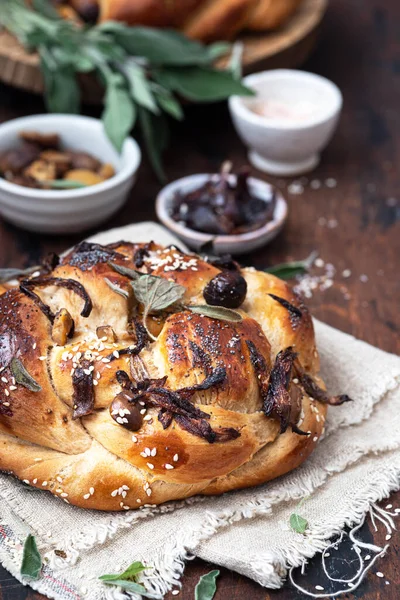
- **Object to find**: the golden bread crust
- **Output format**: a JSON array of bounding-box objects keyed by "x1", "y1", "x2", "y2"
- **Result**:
[
  {"x1": 0, "y1": 241, "x2": 333, "y2": 510},
  {"x1": 95, "y1": 0, "x2": 302, "y2": 40}
]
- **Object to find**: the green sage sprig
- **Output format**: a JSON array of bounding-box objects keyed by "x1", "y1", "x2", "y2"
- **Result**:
[
  {"x1": 264, "y1": 251, "x2": 318, "y2": 280},
  {"x1": 99, "y1": 561, "x2": 156, "y2": 597},
  {"x1": 0, "y1": 0, "x2": 253, "y2": 181}
]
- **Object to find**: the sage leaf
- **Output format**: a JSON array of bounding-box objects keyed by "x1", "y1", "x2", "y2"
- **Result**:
[
  {"x1": 289, "y1": 513, "x2": 308, "y2": 534},
  {"x1": 195, "y1": 570, "x2": 220, "y2": 600},
  {"x1": 187, "y1": 305, "x2": 243, "y2": 322},
  {"x1": 21, "y1": 535, "x2": 42, "y2": 580},
  {"x1": 124, "y1": 62, "x2": 159, "y2": 114},
  {"x1": 104, "y1": 278, "x2": 130, "y2": 299},
  {"x1": 100, "y1": 560, "x2": 147, "y2": 581},
  {"x1": 132, "y1": 275, "x2": 186, "y2": 314},
  {"x1": 0, "y1": 266, "x2": 39, "y2": 283},
  {"x1": 102, "y1": 73, "x2": 136, "y2": 152},
  {"x1": 264, "y1": 251, "x2": 318, "y2": 281},
  {"x1": 97, "y1": 24, "x2": 215, "y2": 67},
  {"x1": 154, "y1": 67, "x2": 254, "y2": 102},
  {"x1": 108, "y1": 262, "x2": 142, "y2": 280},
  {"x1": 137, "y1": 107, "x2": 167, "y2": 183},
  {"x1": 45, "y1": 180, "x2": 86, "y2": 189},
  {"x1": 11, "y1": 357, "x2": 42, "y2": 392},
  {"x1": 32, "y1": 0, "x2": 59, "y2": 19},
  {"x1": 207, "y1": 42, "x2": 231, "y2": 61},
  {"x1": 99, "y1": 561, "x2": 156, "y2": 598},
  {"x1": 153, "y1": 87, "x2": 184, "y2": 121},
  {"x1": 40, "y1": 49, "x2": 80, "y2": 114}
]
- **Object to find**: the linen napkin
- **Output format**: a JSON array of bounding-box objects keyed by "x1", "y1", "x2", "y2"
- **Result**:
[{"x1": 0, "y1": 221, "x2": 399, "y2": 600}]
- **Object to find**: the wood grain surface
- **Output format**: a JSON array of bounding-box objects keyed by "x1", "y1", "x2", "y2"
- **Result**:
[{"x1": 0, "y1": 0, "x2": 399, "y2": 597}]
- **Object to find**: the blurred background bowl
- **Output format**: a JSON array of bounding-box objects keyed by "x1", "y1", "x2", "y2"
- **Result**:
[
  {"x1": 156, "y1": 173, "x2": 288, "y2": 255},
  {"x1": 0, "y1": 114, "x2": 141, "y2": 234}
]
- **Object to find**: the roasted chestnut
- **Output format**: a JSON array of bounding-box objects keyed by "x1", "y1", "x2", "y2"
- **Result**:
[
  {"x1": 110, "y1": 392, "x2": 143, "y2": 431},
  {"x1": 203, "y1": 271, "x2": 247, "y2": 308}
]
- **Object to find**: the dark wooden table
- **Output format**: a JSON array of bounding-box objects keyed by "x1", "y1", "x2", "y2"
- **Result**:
[{"x1": 0, "y1": 0, "x2": 399, "y2": 597}]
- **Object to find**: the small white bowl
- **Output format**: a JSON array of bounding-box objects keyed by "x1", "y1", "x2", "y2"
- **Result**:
[
  {"x1": 0, "y1": 114, "x2": 141, "y2": 234},
  {"x1": 229, "y1": 69, "x2": 342, "y2": 176},
  {"x1": 156, "y1": 173, "x2": 288, "y2": 255}
]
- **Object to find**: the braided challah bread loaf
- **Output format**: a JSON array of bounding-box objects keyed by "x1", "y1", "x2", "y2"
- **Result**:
[
  {"x1": 0, "y1": 241, "x2": 350, "y2": 510},
  {"x1": 66, "y1": 0, "x2": 303, "y2": 41}
]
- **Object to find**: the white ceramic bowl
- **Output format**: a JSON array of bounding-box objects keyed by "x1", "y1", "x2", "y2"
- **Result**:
[
  {"x1": 0, "y1": 114, "x2": 141, "y2": 234},
  {"x1": 156, "y1": 173, "x2": 288, "y2": 255},
  {"x1": 229, "y1": 69, "x2": 343, "y2": 176}
]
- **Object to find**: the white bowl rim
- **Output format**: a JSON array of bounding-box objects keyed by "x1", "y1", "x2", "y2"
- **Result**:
[
  {"x1": 229, "y1": 69, "x2": 343, "y2": 131},
  {"x1": 0, "y1": 114, "x2": 141, "y2": 199},
  {"x1": 156, "y1": 173, "x2": 288, "y2": 244}
]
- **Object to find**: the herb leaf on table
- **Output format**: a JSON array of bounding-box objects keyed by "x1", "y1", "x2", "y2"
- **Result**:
[
  {"x1": 264, "y1": 251, "x2": 318, "y2": 280},
  {"x1": 0, "y1": 0, "x2": 253, "y2": 178},
  {"x1": 195, "y1": 569, "x2": 220, "y2": 600},
  {"x1": 99, "y1": 561, "x2": 156, "y2": 597},
  {"x1": 20, "y1": 535, "x2": 42, "y2": 579}
]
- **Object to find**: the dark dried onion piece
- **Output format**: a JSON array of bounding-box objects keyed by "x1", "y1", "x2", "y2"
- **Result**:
[
  {"x1": 295, "y1": 366, "x2": 352, "y2": 406},
  {"x1": 72, "y1": 360, "x2": 94, "y2": 419},
  {"x1": 20, "y1": 277, "x2": 92, "y2": 323},
  {"x1": 105, "y1": 319, "x2": 148, "y2": 362},
  {"x1": 268, "y1": 294, "x2": 302, "y2": 326},
  {"x1": 263, "y1": 347, "x2": 297, "y2": 434}
]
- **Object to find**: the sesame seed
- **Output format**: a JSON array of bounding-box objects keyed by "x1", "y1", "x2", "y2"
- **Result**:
[
  {"x1": 146, "y1": 488, "x2": 152, "y2": 496},
  {"x1": 1, "y1": 377, "x2": 7, "y2": 383},
  {"x1": 313, "y1": 436, "x2": 318, "y2": 442},
  {"x1": 165, "y1": 464, "x2": 174, "y2": 470},
  {"x1": 315, "y1": 585, "x2": 324, "y2": 591},
  {"x1": 173, "y1": 454, "x2": 179, "y2": 462},
  {"x1": 56, "y1": 488, "x2": 62, "y2": 493},
  {"x1": 365, "y1": 555, "x2": 371, "y2": 560},
  {"x1": 2, "y1": 402, "x2": 10, "y2": 407},
  {"x1": 132, "y1": 435, "x2": 138, "y2": 443},
  {"x1": 172, "y1": 591, "x2": 180, "y2": 596},
  {"x1": 111, "y1": 490, "x2": 118, "y2": 497},
  {"x1": 34, "y1": 458, "x2": 42, "y2": 462},
  {"x1": 386, "y1": 504, "x2": 393, "y2": 509},
  {"x1": 61, "y1": 492, "x2": 68, "y2": 498},
  {"x1": 83, "y1": 493, "x2": 90, "y2": 500},
  {"x1": 9, "y1": 385, "x2": 17, "y2": 391},
  {"x1": 23, "y1": 479, "x2": 29, "y2": 484},
  {"x1": 39, "y1": 356, "x2": 47, "y2": 361},
  {"x1": 147, "y1": 463, "x2": 155, "y2": 469},
  {"x1": 32, "y1": 343, "x2": 37, "y2": 350},
  {"x1": 385, "y1": 534, "x2": 391, "y2": 540},
  {"x1": 89, "y1": 487, "x2": 94, "y2": 495},
  {"x1": 144, "y1": 447, "x2": 151, "y2": 456},
  {"x1": 56, "y1": 476, "x2": 63, "y2": 483},
  {"x1": 376, "y1": 572, "x2": 384, "y2": 578},
  {"x1": 42, "y1": 481, "x2": 47, "y2": 486},
  {"x1": 151, "y1": 448, "x2": 157, "y2": 457},
  {"x1": 140, "y1": 452, "x2": 147, "y2": 458},
  {"x1": 4, "y1": 390, "x2": 9, "y2": 397},
  {"x1": 32, "y1": 478, "x2": 38, "y2": 484},
  {"x1": 143, "y1": 415, "x2": 152, "y2": 421},
  {"x1": 137, "y1": 499, "x2": 142, "y2": 503},
  {"x1": 140, "y1": 408, "x2": 146, "y2": 414}
]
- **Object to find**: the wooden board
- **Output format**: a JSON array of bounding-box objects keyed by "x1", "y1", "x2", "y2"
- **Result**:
[{"x1": 0, "y1": 0, "x2": 327, "y2": 104}]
